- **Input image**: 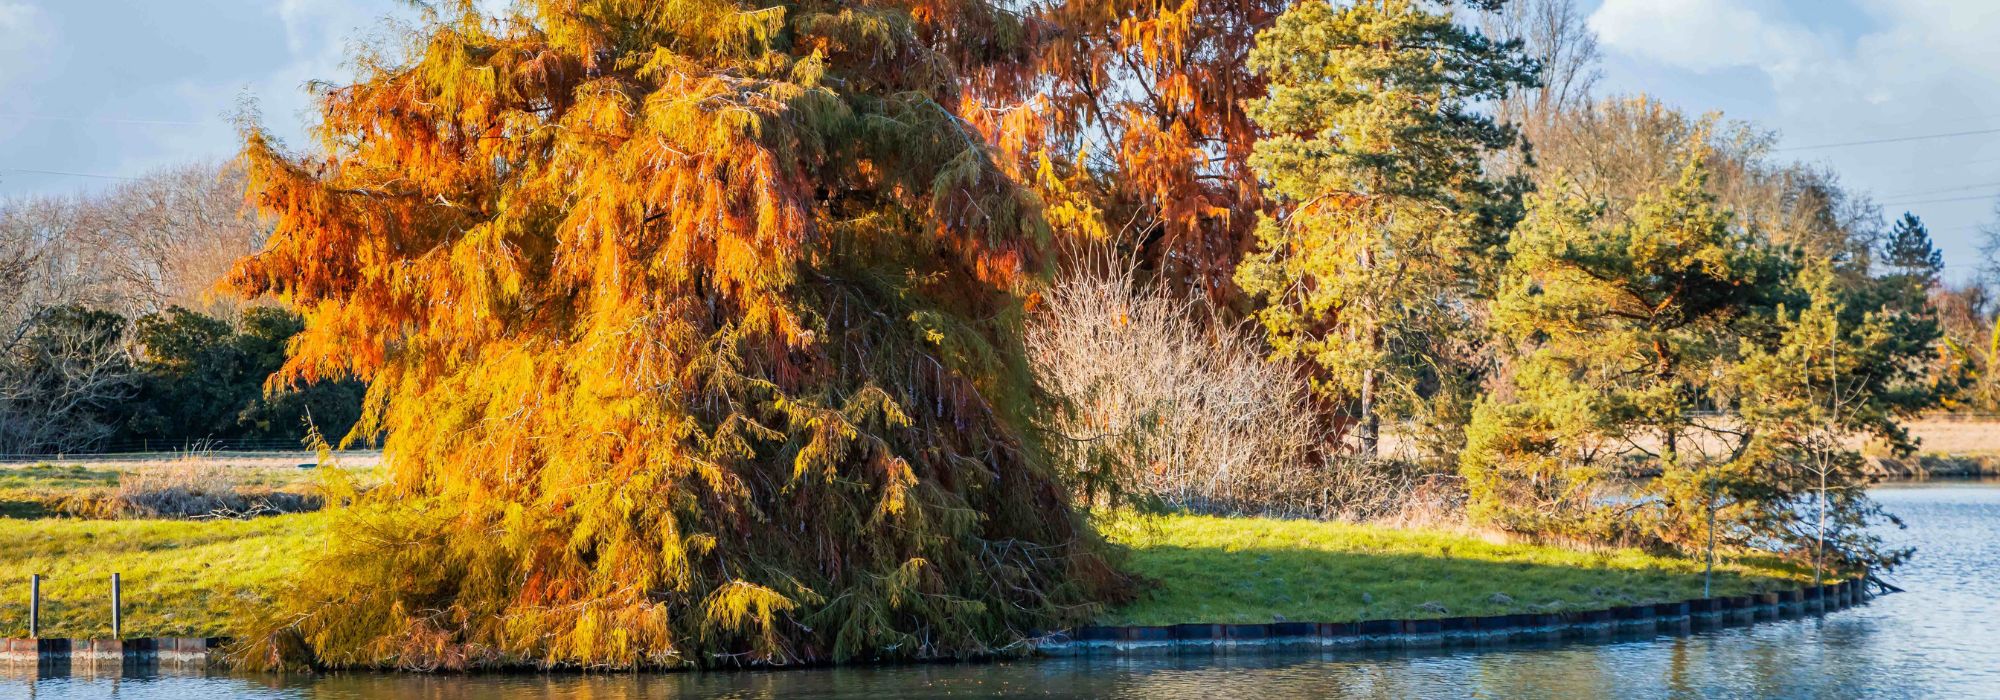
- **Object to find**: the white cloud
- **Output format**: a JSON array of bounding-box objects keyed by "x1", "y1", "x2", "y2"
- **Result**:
[
  {"x1": 1588, "y1": 0, "x2": 2000, "y2": 277},
  {"x1": 274, "y1": 0, "x2": 388, "y2": 83},
  {"x1": 169, "y1": 0, "x2": 403, "y2": 149},
  {"x1": 0, "y1": 0, "x2": 40, "y2": 32},
  {"x1": 1590, "y1": 0, "x2": 2000, "y2": 117},
  {"x1": 1588, "y1": 0, "x2": 1830, "y2": 79}
]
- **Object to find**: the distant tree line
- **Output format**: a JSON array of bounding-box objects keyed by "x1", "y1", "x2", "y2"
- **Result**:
[{"x1": 0, "y1": 162, "x2": 363, "y2": 455}]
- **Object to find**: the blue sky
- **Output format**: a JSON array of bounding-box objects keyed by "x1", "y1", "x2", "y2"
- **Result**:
[
  {"x1": 1587, "y1": 0, "x2": 2000, "y2": 281},
  {"x1": 4, "y1": 0, "x2": 1999, "y2": 279},
  {"x1": 0, "y1": 1, "x2": 387, "y2": 181}
]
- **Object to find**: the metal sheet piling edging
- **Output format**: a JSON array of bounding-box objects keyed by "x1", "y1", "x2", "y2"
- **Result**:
[
  {"x1": 1039, "y1": 578, "x2": 1873, "y2": 657},
  {"x1": 0, "y1": 637, "x2": 228, "y2": 666},
  {"x1": 5, "y1": 578, "x2": 1880, "y2": 664},
  {"x1": 111, "y1": 572, "x2": 122, "y2": 639}
]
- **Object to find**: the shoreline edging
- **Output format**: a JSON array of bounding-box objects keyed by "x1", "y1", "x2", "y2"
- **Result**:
[
  {"x1": 0, "y1": 580, "x2": 1870, "y2": 669},
  {"x1": 0, "y1": 636, "x2": 224, "y2": 670},
  {"x1": 1037, "y1": 579, "x2": 1868, "y2": 657}
]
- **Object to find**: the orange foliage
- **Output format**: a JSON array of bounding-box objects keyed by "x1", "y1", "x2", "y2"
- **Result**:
[
  {"x1": 968, "y1": 0, "x2": 1285, "y2": 306},
  {"x1": 229, "y1": 0, "x2": 1123, "y2": 670}
]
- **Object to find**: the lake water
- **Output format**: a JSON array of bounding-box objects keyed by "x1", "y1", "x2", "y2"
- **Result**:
[{"x1": 8, "y1": 481, "x2": 1998, "y2": 698}]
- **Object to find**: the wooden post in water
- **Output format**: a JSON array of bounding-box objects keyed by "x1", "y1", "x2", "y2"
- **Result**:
[
  {"x1": 111, "y1": 572, "x2": 121, "y2": 638},
  {"x1": 28, "y1": 574, "x2": 39, "y2": 637}
]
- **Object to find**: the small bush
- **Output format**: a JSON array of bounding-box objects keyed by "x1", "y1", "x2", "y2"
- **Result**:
[
  {"x1": 1028, "y1": 265, "x2": 1448, "y2": 521},
  {"x1": 64, "y1": 460, "x2": 321, "y2": 519}
]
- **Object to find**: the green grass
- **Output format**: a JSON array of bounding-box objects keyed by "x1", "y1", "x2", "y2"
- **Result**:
[
  {"x1": 0, "y1": 508, "x2": 1801, "y2": 639},
  {"x1": 0, "y1": 512, "x2": 324, "y2": 638},
  {"x1": 0, "y1": 464, "x2": 123, "y2": 490},
  {"x1": 1097, "y1": 513, "x2": 1802, "y2": 626},
  {"x1": 0, "y1": 464, "x2": 122, "y2": 518}
]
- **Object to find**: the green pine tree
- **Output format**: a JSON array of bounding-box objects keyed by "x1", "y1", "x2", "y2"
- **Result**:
[
  {"x1": 1466, "y1": 150, "x2": 1938, "y2": 572},
  {"x1": 1731, "y1": 262, "x2": 1934, "y2": 577},
  {"x1": 1236, "y1": 0, "x2": 1536, "y2": 459},
  {"x1": 1882, "y1": 212, "x2": 1944, "y2": 287},
  {"x1": 1463, "y1": 153, "x2": 1790, "y2": 542}
]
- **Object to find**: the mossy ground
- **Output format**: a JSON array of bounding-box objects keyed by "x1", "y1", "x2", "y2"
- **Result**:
[{"x1": 0, "y1": 503, "x2": 1798, "y2": 639}]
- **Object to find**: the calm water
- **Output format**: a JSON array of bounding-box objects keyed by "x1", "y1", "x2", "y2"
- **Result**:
[{"x1": 8, "y1": 482, "x2": 1998, "y2": 699}]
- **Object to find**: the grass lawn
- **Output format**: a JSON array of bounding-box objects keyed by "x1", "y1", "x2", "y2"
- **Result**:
[
  {"x1": 0, "y1": 465, "x2": 122, "y2": 518},
  {"x1": 0, "y1": 512, "x2": 324, "y2": 638},
  {"x1": 1098, "y1": 513, "x2": 1802, "y2": 626},
  {"x1": 0, "y1": 508, "x2": 1800, "y2": 639}
]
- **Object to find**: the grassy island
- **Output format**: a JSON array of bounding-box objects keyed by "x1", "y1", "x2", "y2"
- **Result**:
[
  {"x1": 0, "y1": 502, "x2": 1796, "y2": 640},
  {"x1": 1100, "y1": 514, "x2": 1797, "y2": 626}
]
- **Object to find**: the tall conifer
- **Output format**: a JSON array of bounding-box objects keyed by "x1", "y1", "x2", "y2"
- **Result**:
[
  {"x1": 230, "y1": 0, "x2": 1124, "y2": 670},
  {"x1": 1883, "y1": 212, "x2": 1944, "y2": 286},
  {"x1": 1236, "y1": 0, "x2": 1535, "y2": 458}
]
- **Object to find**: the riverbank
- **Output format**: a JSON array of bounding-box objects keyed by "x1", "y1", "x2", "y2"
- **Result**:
[
  {"x1": 1866, "y1": 454, "x2": 2000, "y2": 478},
  {"x1": 0, "y1": 509, "x2": 1800, "y2": 641}
]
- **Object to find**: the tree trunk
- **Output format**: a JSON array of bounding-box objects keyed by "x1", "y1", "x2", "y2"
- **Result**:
[
  {"x1": 1356, "y1": 235, "x2": 1384, "y2": 460},
  {"x1": 1704, "y1": 491, "x2": 1716, "y2": 597},
  {"x1": 1815, "y1": 466, "x2": 1828, "y2": 587},
  {"x1": 1359, "y1": 365, "x2": 1379, "y2": 459}
]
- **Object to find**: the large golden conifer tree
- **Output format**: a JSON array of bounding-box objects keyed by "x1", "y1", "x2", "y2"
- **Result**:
[
  {"x1": 230, "y1": 0, "x2": 1124, "y2": 670},
  {"x1": 971, "y1": 0, "x2": 1287, "y2": 307}
]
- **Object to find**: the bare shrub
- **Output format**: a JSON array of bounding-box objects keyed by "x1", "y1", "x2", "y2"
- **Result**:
[
  {"x1": 1031, "y1": 264, "x2": 1445, "y2": 520},
  {"x1": 0, "y1": 307, "x2": 134, "y2": 454},
  {"x1": 85, "y1": 457, "x2": 321, "y2": 519}
]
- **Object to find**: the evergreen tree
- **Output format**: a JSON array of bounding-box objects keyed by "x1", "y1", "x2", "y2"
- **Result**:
[
  {"x1": 1236, "y1": 0, "x2": 1536, "y2": 459},
  {"x1": 1882, "y1": 212, "x2": 1944, "y2": 287},
  {"x1": 117, "y1": 306, "x2": 365, "y2": 446},
  {"x1": 1463, "y1": 155, "x2": 1790, "y2": 541},
  {"x1": 1867, "y1": 213, "x2": 1948, "y2": 404},
  {"x1": 228, "y1": 0, "x2": 1124, "y2": 670},
  {"x1": 120, "y1": 309, "x2": 252, "y2": 443},
  {"x1": 1732, "y1": 263, "x2": 1934, "y2": 576},
  {"x1": 1466, "y1": 152, "x2": 1936, "y2": 572}
]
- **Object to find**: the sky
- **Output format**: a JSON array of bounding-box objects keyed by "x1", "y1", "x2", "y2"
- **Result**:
[
  {"x1": 3, "y1": 0, "x2": 2000, "y2": 280},
  {"x1": 1587, "y1": 0, "x2": 2000, "y2": 281},
  {"x1": 0, "y1": 0, "x2": 411, "y2": 187}
]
